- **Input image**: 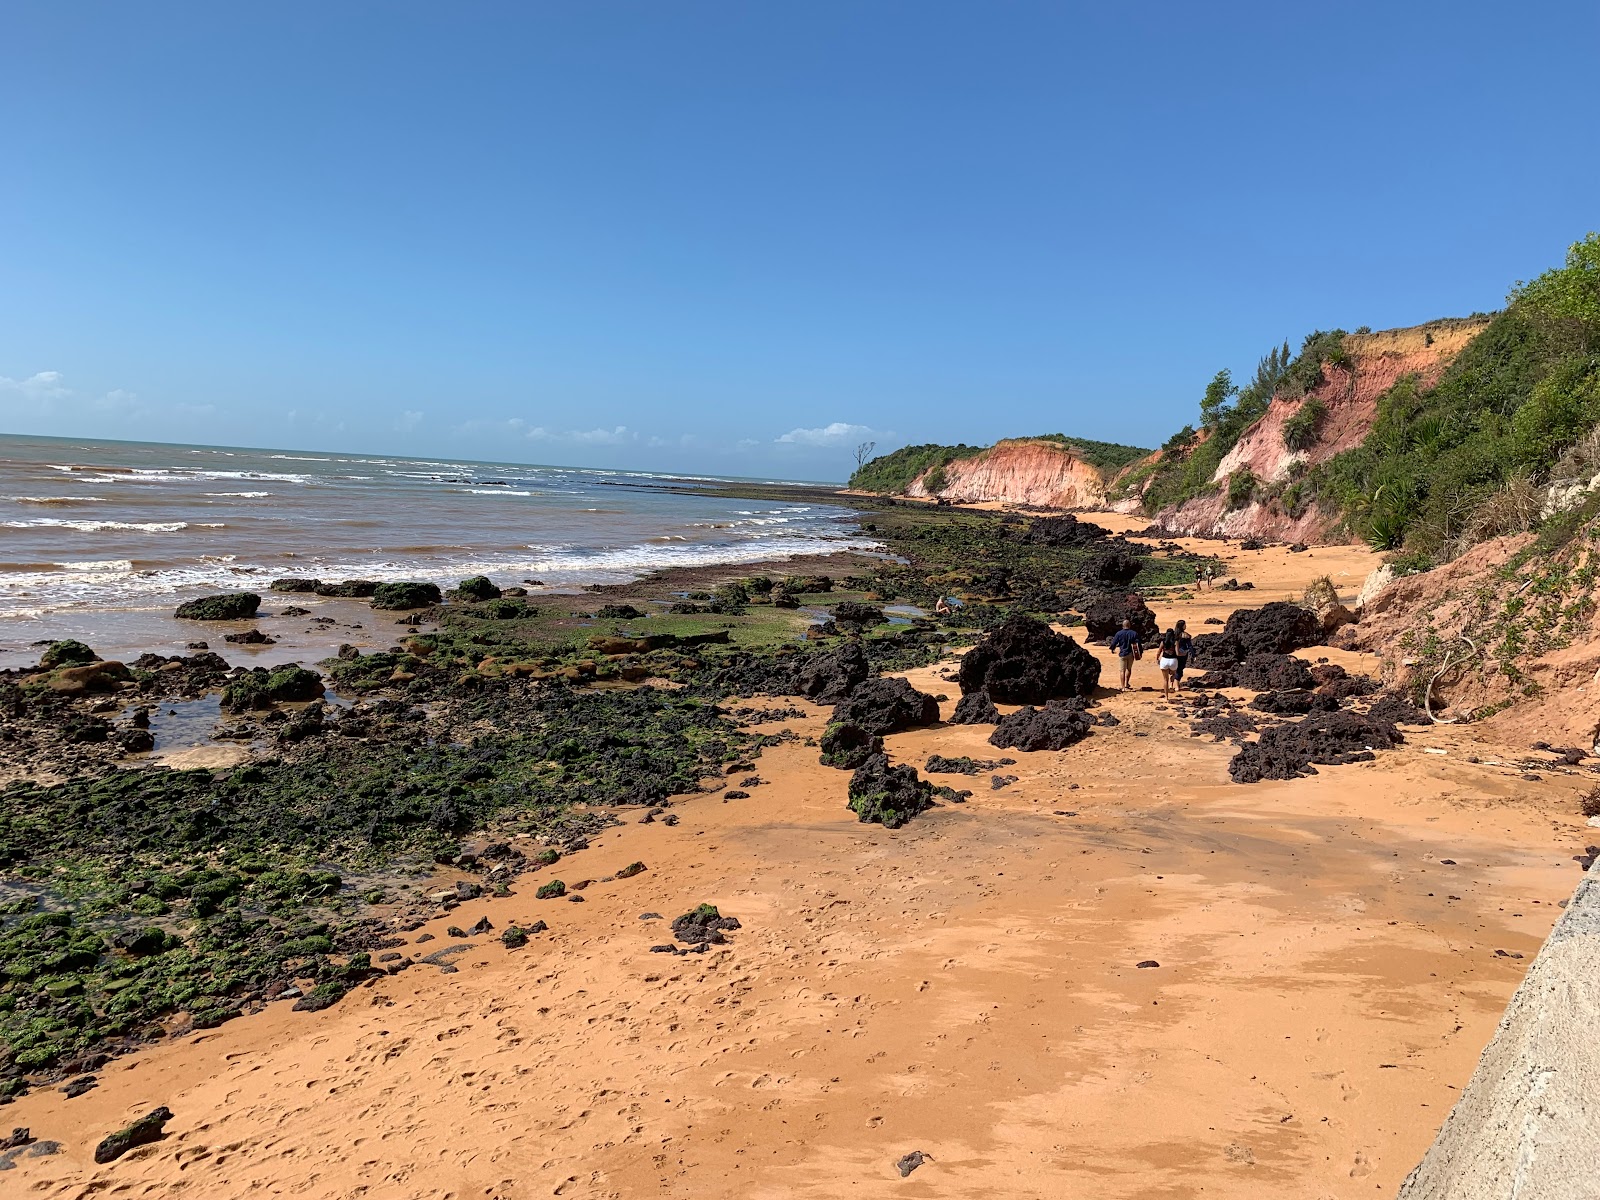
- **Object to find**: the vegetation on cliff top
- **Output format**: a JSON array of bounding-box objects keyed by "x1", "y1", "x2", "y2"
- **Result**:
[
  {"x1": 1127, "y1": 232, "x2": 1600, "y2": 568},
  {"x1": 849, "y1": 435, "x2": 1149, "y2": 494}
]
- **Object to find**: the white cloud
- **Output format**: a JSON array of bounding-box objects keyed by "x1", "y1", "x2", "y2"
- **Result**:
[
  {"x1": 396, "y1": 409, "x2": 424, "y2": 432},
  {"x1": 526, "y1": 424, "x2": 636, "y2": 446},
  {"x1": 0, "y1": 370, "x2": 71, "y2": 402},
  {"x1": 776, "y1": 421, "x2": 874, "y2": 446}
]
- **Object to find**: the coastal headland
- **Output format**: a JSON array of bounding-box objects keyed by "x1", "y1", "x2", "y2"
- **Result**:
[{"x1": 1, "y1": 488, "x2": 1592, "y2": 1198}]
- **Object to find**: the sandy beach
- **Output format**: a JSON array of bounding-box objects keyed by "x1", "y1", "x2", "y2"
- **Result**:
[{"x1": 5, "y1": 516, "x2": 1591, "y2": 1198}]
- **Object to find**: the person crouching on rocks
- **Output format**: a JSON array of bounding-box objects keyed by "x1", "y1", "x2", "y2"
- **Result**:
[{"x1": 1109, "y1": 618, "x2": 1142, "y2": 691}]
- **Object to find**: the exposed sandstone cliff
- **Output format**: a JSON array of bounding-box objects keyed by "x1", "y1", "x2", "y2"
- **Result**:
[
  {"x1": 1341, "y1": 518, "x2": 1600, "y2": 748},
  {"x1": 1125, "y1": 319, "x2": 1491, "y2": 543},
  {"x1": 907, "y1": 438, "x2": 1109, "y2": 508}
]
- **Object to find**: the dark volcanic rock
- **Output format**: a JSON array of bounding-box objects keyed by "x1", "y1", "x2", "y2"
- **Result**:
[
  {"x1": 830, "y1": 677, "x2": 940, "y2": 736},
  {"x1": 174, "y1": 592, "x2": 260, "y2": 621},
  {"x1": 847, "y1": 753, "x2": 935, "y2": 828},
  {"x1": 1229, "y1": 711, "x2": 1404, "y2": 783},
  {"x1": 1249, "y1": 688, "x2": 1337, "y2": 715},
  {"x1": 1014, "y1": 514, "x2": 1110, "y2": 546},
  {"x1": 271, "y1": 577, "x2": 321, "y2": 593},
  {"x1": 1366, "y1": 693, "x2": 1429, "y2": 725},
  {"x1": 1194, "y1": 653, "x2": 1314, "y2": 692},
  {"x1": 671, "y1": 904, "x2": 741, "y2": 945},
  {"x1": 1083, "y1": 550, "x2": 1142, "y2": 587},
  {"x1": 223, "y1": 629, "x2": 274, "y2": 645},
  {"x1": 371, "y1": 581, "x2": 443, "y2": 610},
  {"x1": 948, "y1": 690, "x2": 1001, "y2": 725},
  {"x1": 596, "y1": 603, "x2": 645, "y2": 619},
  {"x1": 957, "y1": 614, "x2": 1100, "y2": 704},
  {"x1": 1187, "y1": 631, "x2": 1245, "y2": 668},
  {"x1": 988, "y1": 699, "x2": 1095, "y2": 751},
  {"x1": 795, "y1": 641, "x2": 870, "y2": 705},
  {"x1": 93, "y1": 1107, "x2": 172, "y2": 1164},
  {"x1": 832, "y1": 601, "x2": 886, "y2": 627},
  {"x1": 819, "y1": 721, "x2": 884, "y2": 770},
  {"x1": 1081, "y1": 592, "x2": 1158, "y2": 642},
  {"x1": 1224, "y1": 601, "x2": 1323, "y2": 656}
]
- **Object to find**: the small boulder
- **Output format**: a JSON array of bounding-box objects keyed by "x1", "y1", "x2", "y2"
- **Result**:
[
  {"x1": 830, "y1": 677, "x2": 940, "y2": 736},
  {"x1": 948, "y1": 691, "x2": 1001, "y2": 725},
  {"x1": 39, "y1": 639, "x2": 99, "y2": 670},
  {"x1": 847, "y1": 753, "x2": 935, "y2": 828},
  {"x1": 372, "y1": 581, "x2": 443, "y2": 610},
  {"x1": 93, "y1": 1107, "x2": 172, "y2": 1164},
  {"x1": 989, "y1": 699, "x2": 1095, "y2": 751},
  {"x1": 819, "y1": 721, "x2": 884, "y2": 770},
  {"x1": 174, "y1": 592, "x2": 260, "y2": 621},
  {"x1": 957, "y1": 614, "x2": 1100, "y2": 704},
  {"x1": 453, "y1": 575, "x2": 501, "y2": 601}
]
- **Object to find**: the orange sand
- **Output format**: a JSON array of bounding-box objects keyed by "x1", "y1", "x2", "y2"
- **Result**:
[{"x1": 8, "y1": 524, "x2": 1593, "y2": 1199}]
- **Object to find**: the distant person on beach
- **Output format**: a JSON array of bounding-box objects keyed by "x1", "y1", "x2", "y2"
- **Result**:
[
  {"x1": 1108, "y1": 618, "x2": 1141, "y2": 690},
  {"x1": 1203, "y1": 564, "x2": 1215, "y2": 590},
  {"x1": 1171, "y1": 619, "x2": 1192, "y2": 688},
  {"x1": 934, "y1": 596, "x2": 952, "y2": 616},
  {"x1": 1194, "y1": 564, "x2": 1203, "y2": 591}
]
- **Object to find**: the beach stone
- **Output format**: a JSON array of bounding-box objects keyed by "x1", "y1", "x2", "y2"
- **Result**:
[
  {"x1": 948, "y1": 690, "x2": 1001, "y2": 725},
  {"x1": 795, "y1": 642, "x2": 870, "y2": 704},
  {"x1": 832, "y1": 601, "x2": 886, "y2": 626},
  {"x1": 847, "y1": 753, "x2": 935, "y2": 828},
  {"x1": 44, "y1": 660, "x2": 132, "y2": 696},
  {"x1": 93, "y1": 1106, "x2": 173, "y2": 1164},
  {"x1": 372, "y1": 581, "x2": 442, "y2": 610},
  {"x1": 896, "y1": 1151, "x2": 929, "y2": 1177},
  {"x1": 452, "y1": 575, "x2": 501, "y2": 601},
  {"x1": 957, "y1": 614, "x2": 1100, "y2": 704},
  {"x1": 1081, "y1": 592, "x2": 1159, "y2": 642},
  {"x1": 38, "y1": 639, "x2": 99, "y2": 670},
  {"x1": 175, "y1": 592, "x2": 260, "y2": 621},
  {"x1": 1224, "y1": 601, "x2": 1323, "y2": 656},
  {"x1": 1229, "y1": 711, "x2": 1403, "y2": 783},
  {"x1": 830, "y1": 677, "x2": 940, "y2": 736},
  {"x1": 1194, "y1": 653, "x2": 1313, "y2": 692},
  {"x1": 1083, "y1": 550, "x2": 1142, "y2": 587},
  {"x1": 816, "y1": 716, "x2": 878, "y2": 769},
  {"x1": 671, "y1": 904, "x2": 741, "y2": 945},
  {"x1": 314, "y1": 579, "x2": 379, "y2": 598},
  {"x1": 989, "y1": 700, "x2": 1095, "y2": 752}
]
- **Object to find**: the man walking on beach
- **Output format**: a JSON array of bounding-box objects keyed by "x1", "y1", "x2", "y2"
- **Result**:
[{"x1": 1109, "y1": 618, "x2": 1141, "y2": 691}]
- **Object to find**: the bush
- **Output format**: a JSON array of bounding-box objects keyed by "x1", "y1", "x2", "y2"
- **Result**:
[
  {"x1": 1227, "y1": 469, "x2": 1258, "y2": 509},
  {"x1": 849, "y1": 444, "x2": 984, "y2": 493},
  {"x1": 1282, "y1": 398, "x2": 1327, "y2": 451},
  {"x1": 922, "y1": 464, "x2": 949, "y2": 494}
]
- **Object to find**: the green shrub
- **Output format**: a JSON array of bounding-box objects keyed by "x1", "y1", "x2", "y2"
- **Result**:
[
  {"x1": 1282, "y1": 398, "x2": 1327, "y2": 451},
  {"x1": 922, "y1": 465, "x2": 948, "y2": 494},
  {"x1": 1227, "y1": 469, "x2": 1258, "y2": 508},
  {"x1": 849, "y1": 444, "x2": 984, "y2": 493}
]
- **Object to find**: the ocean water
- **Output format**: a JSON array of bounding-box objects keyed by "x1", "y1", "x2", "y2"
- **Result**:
[{"x1": 0, "y1": 434, "x2": 873, "y2": 625}]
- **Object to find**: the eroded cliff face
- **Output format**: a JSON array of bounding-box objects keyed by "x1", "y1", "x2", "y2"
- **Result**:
[
  {"x1": 1145, "y1": 319, "x2": 1490, "y2": 542},
  {"x1": 907, "y1": 439, "x2": 1108, "y2": 508}
]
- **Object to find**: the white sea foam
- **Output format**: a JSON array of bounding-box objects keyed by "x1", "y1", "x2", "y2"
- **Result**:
[
  {"x1": 12, "y1": 495, "x2": 110, "y2": 504},
  {"x1": 204, "y1": 491, "x2": 272, "y2": 498},
  {"x1": 464, "y1": 488, "x2": 534, "y2": 496},
  {"x1": 3, "y1": 518, "x2": 190, "y2": 533}
]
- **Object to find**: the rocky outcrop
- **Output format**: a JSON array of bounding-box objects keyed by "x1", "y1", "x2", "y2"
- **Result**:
[
  {"x1": 907, "y1": 439, "x2": 1112, "y2": 508},
  {"x1": 847, "y1": 754, "x2": 935, "y2": 828},
  {"x1": 957, "y1": 614, "x2": 1101, "y2": 703},
  {"x1": 989, "y1": 700, "x2": 1095, "y2": 751},
  {"x1": 829, "y1": 677, "x2": 940, "y2": 736},
  {"x1": 1398, "y1": 870, "x2": 1600, "y2": 1200},
  {"x1": 175, "y1": 592, "x2": 261, "y2": 621},
  {"x1": 371, "y1": 582, "x2": 443, "y2": 610}
]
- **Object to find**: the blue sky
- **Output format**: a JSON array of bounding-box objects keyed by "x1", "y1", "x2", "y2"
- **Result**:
[{"x1": 2, "y1": 3, "x2": 1596, "y2": 480}]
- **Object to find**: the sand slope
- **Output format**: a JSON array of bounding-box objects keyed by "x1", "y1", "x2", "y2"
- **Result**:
[{"x1": 8, "y1": 525, "x2": 1593, "y2": 1198}]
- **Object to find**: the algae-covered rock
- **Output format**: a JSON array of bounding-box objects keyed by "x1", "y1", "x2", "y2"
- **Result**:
[
  {"x1": 314, "y1": 579, "x2": 378, "y2": 598},
  {"x1": 174, "y1": 592, "x2": 260, "y2": 621},
  {"x1": 271, "y1": 577, "x2": 321, "y2": 593},
  {"x1": 94, "y1": 1106, "x2": 172, "y2": 1164},
  {"x1": 220, "y1": 665, "x2": 325, "y2": 711},
  {"x1": 39, "y1": 640, "x2": 99, "y2": 670},
  {"x1": 371, "y1": 581, "x2": 442, "y2": 610},
  {"x1": 819, "y1": 721, "x2": 883, "y2": 770},
  {"x1": 847, "y1": 753, "x2": 934, "y2": 828},
  {"x1": 453, "y1": 575, "x2": 501, "y2": 601}
]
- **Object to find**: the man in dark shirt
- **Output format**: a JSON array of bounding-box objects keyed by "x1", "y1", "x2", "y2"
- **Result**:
[{"x1": 1108, "y1": 618, "x2": 1141, "y2": 690}]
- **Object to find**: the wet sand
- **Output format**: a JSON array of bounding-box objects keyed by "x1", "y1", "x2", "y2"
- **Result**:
[{"x1": 7, "y1": 522, "x2": 1592, "y2": 1198}]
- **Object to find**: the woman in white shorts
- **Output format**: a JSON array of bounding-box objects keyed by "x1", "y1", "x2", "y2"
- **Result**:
[{"x1": 1157, "y1": 625, "x2": 1182, "y2": 700}]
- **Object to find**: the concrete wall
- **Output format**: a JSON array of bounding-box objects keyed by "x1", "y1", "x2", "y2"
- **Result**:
[{"x1": 1398, "y1": 870, "x2": 1600, "y2": 1199}]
